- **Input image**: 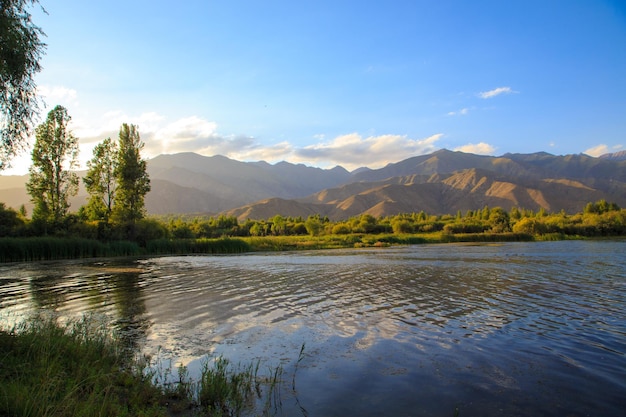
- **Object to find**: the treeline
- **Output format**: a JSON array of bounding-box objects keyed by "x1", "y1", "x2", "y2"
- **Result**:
[
  {"x1": 1, "y1": 199, "x2": 625, "y2": 244},
  {"x1": 159, "y1": 200, "x2": 626, "y2": 239}
]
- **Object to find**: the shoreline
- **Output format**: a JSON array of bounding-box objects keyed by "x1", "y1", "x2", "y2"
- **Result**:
[{"x1": 1, "y1": 232, "x2": 621, "y2": 264}]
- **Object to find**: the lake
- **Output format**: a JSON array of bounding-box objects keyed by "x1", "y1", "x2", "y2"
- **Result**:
[{"x1": 1, "y1": 240, "x2": 625, "y2": 416}]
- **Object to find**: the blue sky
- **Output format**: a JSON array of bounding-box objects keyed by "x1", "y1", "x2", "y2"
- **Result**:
[{"x1": 5, "y1": 0, "x2": 626, "y2": 174}]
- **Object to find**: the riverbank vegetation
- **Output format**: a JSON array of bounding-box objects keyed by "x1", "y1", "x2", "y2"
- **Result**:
[
  {"x1": 0, "y1": 199, "x2": 624, "y2": 262},
  {"x1": 0, "y1": 315, "x2": 282, "y2": 417}
]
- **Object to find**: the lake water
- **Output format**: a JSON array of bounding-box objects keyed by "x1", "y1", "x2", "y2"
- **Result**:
[{"x1": 1, "y1": 240, "x2": 625, "y2": 416}]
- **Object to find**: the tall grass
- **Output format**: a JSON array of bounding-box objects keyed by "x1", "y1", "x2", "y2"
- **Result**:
[
  {"x1": 0, "y1": 231, "x2": 540, "y2": 263},
  {"x1": 0, "y1": 314, "x2": 166, "y2": 417},
  {"x1": 0, "y1": 237, "x2": 140, "y2": 262},
  {"x1": 145, "y1": 237, "x2": 251, "y2": 255},
  {"x1": 0, "y1": 237, "x2": 249, "y2": 263},
  {"x1": 0, "y1": 314, "x2": 285, "y2": 417},
  {"x1": 443, "y1": 232, "x2": 535, "y2": 243}
]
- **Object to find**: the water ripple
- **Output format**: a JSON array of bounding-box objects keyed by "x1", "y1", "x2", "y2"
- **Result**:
[{"x1": 1, "y1": 241, "x2": 625, "y2": 416}]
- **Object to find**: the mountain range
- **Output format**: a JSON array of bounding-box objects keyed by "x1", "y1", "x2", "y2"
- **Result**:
[{"x1": 1, "y1": 149, "x2": 625, "y2": 221}]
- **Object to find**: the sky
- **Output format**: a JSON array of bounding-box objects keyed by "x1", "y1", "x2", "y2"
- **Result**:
[{"x1": 3, "y1": 0, "x2": 626, "y2": 175}]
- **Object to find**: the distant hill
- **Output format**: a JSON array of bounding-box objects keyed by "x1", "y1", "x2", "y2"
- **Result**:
[
  {"x1": 2, "y1": 149, "x2": 625, "y2": 220},
  {"x1": 146, "y1": 153, "x2": 351, "y2": 214}
]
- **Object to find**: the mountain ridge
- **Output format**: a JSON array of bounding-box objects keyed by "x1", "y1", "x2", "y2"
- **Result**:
[{"x1": 1, "y1": 149, "x2": 625, "y2": 219}]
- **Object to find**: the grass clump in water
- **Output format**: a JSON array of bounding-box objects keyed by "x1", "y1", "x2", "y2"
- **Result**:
[
  {"x1": 197, "y1": 357, "x2": 260, "y2": 415},
  {"x1": 0, "y1": 315, "x2": 284, "y2": 417}
]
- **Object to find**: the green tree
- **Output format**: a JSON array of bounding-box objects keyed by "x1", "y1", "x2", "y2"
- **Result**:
[
  {"x1": 391, "y1": 219, "x2": 413, "y2": 234},
  {"x1": 0, "y1": 0, "x2": 46, "y2": 169},
  {"x1": 356, "y1": 214, "x2": 377, "y2": 233},
  {"x1": 113, "y1": 124, "x2": 150, "y2": 227},
  {"x1": 249, "y1": 221, "x2": 265, "y2": 236},
  {"x1": 488, "y1": 207, "x2": 511, "y2": 232},
  {"x1": 83, "y1": 137, "x2": 118, "y2": 221},
  {"x1": 510, "y1": 206, "x2": 521, "y2": 221},
  {"x1": 332, "y1": 222, "x2": 351, "y2": 234},
  {"x1": 304, "y1": 215, "x2": 323, "y2": 236},
  {"x1": 0, "y1": 202, "x2": 24, "y2": 236},
  {"x1": 26, "y1": 105, "x2": 79, "y2": 228},
  {"x1": 480, "y1": 205, "x2": 490, "y2": 220},
  {"x1": 270, "y1": 214, "x2": 287, "y2": 235},
  {"x1": 512, "y1": 217, "x2": 547, "y2": 235}
]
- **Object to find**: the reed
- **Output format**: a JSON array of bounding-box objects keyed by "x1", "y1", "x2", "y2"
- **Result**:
[
  {"x1": 0, "y1": 237, "x2": 140, "y2": 262},
  {"x1": 0, "y1": 314, "x2": 166, "y2": 417},
  {"x1": 145, "y1": 237, "x2": 251, "y2": 255},
  {"x1": 197, "y1": 356, "x2": 260, "y2": 415},
  {"x1": 449, "y1": 232, "x2": 535, "y2": 243},
  {"x1": 0, "y1": 314, "x2": 287, "y2": 417}
]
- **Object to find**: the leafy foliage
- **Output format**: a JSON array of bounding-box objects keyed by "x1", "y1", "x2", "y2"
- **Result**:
[
  {"x1": 0, "y1": 0, "x2": 46, "y2": 169},
  {"x1": 83, "y1": 137, "x2": 117, "y2": 221},
  {"x1": 113, "y1": 124, "x2": 150, "y2": 226},
  {"x1": 26, "y1": 105, "x2": 79, "y2": 229}
]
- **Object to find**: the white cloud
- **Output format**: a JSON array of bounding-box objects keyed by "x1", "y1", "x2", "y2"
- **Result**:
[
  {"x1": 583, "y1": 144, "x2": 624, "y2": 157},
  {"x1": 38, "y1": 85, "x2": 79, "y2": 108},
  {"x1": 454, "y1": 142, "x2": 496, "y2": 155},
  {"x1": 293, "y1": 133, "x2": 443, "y2": 170},
  {"x1": 5, "y1": 106, "x2": 446, "y2": 174},
  {"x1": 583, "y1": 144, "x2": 609, "y2": 157},
  {"x1": 230, "y1": 141, "x2": 294, "y2": 162},
  {"x1": 146, "y1": 127, "x2": 443, "y2": 171},
  {"x1": 448, "y1": 107, "x2": 470, "y2": 116},
  {"x1": 158, "y1": 116, "x2": 218, "y2": 141},
  {"x1": 478, "y1": 86, "x2": 516, "y2": 99}
]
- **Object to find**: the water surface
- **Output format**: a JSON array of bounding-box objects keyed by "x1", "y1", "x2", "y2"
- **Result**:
[{"x1": 1, "y1": 241, "x2": 625, "y2": 416}]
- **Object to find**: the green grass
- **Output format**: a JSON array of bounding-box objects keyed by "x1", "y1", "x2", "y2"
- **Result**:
[
  {"x1": 241, "y1": 232, "x2": 534, "y2": 251},
  {"x1": 0, "y1": 231, "x2": 574, "y2": 263},
  {"x1": 145, "y1": 237, "x2": 251, "y2": 255},
  {"x1": 0, "y1": 315, "x2": 283, "y2": 417},
  {"x1": 0, "y1": 237, "x2": 249, "y2": 262},
  {"x1": 0, "y1": 237, "x2": 140, "y2": 263}
]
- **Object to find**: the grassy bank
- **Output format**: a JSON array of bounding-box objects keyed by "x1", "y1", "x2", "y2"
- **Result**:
[
  {"x1": 0, "y1": 237, "x2": 141, "y2": 262},
  {"x1": 0, "y1": 237, "x2": 248, "y2": 262},
  {"x1": 0, "y1": 315, "x2": 282, "y2": 417},
  {"x1": 0, "y1": 231, "x2": 580, "y2": 263},
  {"x1": 242, "y1": 231, "x2": 536, "y2": 251}
]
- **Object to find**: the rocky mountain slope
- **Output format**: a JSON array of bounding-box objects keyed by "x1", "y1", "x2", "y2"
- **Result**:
[{"x1": 224, "y1": 150, "x2": 626, "y2": 220}]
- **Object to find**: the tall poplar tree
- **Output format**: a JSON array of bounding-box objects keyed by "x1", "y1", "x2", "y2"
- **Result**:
[
  {"x1": 26, "y1": 105, "x2": 79, "y2": 226},
  {"x1": 83, "y1": 137, "x2": 118, "y2": 221},
  {"x1": 113, "y1": 123, "x2": 150, "y2": 226}
]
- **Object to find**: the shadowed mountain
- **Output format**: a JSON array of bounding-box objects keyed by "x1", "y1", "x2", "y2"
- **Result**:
[{"x1": 145, "y1": 153, "x2": 351, "y2": 214}]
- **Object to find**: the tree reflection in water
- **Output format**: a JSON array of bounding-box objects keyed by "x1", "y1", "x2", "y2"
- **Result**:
[{"x1": 25, "y1": 261, "x2": 151, "y2": 354}]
